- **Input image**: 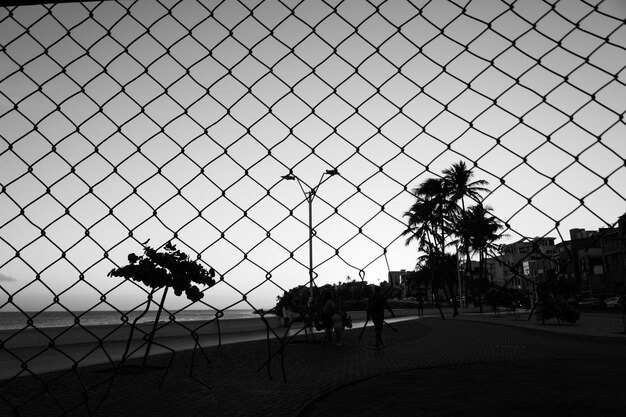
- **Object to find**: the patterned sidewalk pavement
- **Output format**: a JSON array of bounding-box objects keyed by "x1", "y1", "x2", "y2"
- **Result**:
[
  {"x1": 2, "y1": 311, "x2": 625, "y2": 416},
  {"x1": 302, "y1": 311, "x2": 626, "y2": 416}
]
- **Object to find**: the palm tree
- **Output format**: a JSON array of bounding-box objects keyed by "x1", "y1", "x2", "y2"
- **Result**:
[
  {"x1": 457, "y1": 203, "x2": 504, "y2": 312},
  {"x1": 403, "y1": 178, "x2": 447, "y2": 248},
  {"x1": 403, "y1": 177, "x2": 453, "y2": 318},
  {"x1": 442, "y1": 161, "x2": 490, "y2": 210},
  {"x1": 451, "y1": 209, "x2": 475, "y2": 308},
  {"x1": 404, "y1": 163, "x2": 494, "y2": 318},
  {"x1": 443, "y1": 161, "x2": 489, "y2": 309}
]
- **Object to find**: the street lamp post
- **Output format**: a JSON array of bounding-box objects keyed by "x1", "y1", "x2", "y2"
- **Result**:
[
  {"x1": 281, "y1": 169, "x2": 339, "y2": 297},
  {"x1": 308, "y1": 190, "x2": 314, "y2": 293}
]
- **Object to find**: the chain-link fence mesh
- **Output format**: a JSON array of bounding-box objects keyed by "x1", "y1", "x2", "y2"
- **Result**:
[{"x1": 1, "y1": 0, "x2": 625, "y2": 414}]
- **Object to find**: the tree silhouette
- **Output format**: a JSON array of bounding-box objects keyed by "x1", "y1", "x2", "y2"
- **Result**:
[
  {"x1": 443, "y1": 161, "x2": 489, "y2": 308},
  {"x1": 108, "y1": 241, "x2": 216, "y2": 368},
  {"x1": 403, "y1": 177, "x2": 454, "y2": 318},
  {"x1": 456, "y1": 204, "x2": 504, "y2": 312},
  {"x1": 404, "y1": 162, "x2": 496, "y2": 317},
  {"x1": 442, "y1": 161, "x2": 489, "y2": 209}
]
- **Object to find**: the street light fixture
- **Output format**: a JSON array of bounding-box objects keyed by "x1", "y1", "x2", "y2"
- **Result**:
[{"x1": 281, "y1": 169, "x2": 340, "y2": 294}]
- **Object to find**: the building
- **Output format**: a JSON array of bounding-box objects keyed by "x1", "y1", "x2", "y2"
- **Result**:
[
  {"x1": 600, "y1": 227, "x2": 626, "y2": 295},
  {"x1": 555, "y1": 228, "x2": 599, "y2": 296},
  {"x1": 557, "y1": 226, "x2": 626, "y2": 298},
  {"x1": 498, "y1": 237, "x2": 558, "y2": 293},
  {"x1": 389, "y1": 269, "x2": 430, "y2": 300},
  {"x1": 451, "y1": 214, "x2": 626, "y2": 301},
  {"x1": 388, "y1": 269, "x2": 407, "y2": 288}
]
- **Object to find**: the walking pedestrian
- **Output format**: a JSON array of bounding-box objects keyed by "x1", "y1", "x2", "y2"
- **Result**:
[
  {"x1": 367, "y1": 286, "x2": 395, "y2": 348},
  {"x1": 418, "y1": 296, "x2": 424, "y2": 317},
  {"x1": 282, "y1": 305, "x2": 290, "y2": 327}
]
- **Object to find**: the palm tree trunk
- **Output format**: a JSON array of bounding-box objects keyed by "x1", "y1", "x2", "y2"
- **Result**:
[
  {"x1": 431, "y1": 257, "x2": 445, "y2": 320},
  {"x1": 478, "y1": 249, "x2": 484, "y2": 313},
  {"x1": 449, "y1": 277, "x2": 459, "y2": 317},
  {"x1": 465, "y1": 250, "x2": 474, "y2": 307},
  {"x1": 426, "y1": 233, "x2": 445, "y2": 320},
  {"x1": 438, "y1": 217, "x2": 447, "y2": 320}
]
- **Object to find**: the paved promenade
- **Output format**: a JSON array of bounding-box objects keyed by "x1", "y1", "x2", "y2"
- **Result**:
[{"x1": 1, "y1": 309, "x2": 625, "y2": 416}]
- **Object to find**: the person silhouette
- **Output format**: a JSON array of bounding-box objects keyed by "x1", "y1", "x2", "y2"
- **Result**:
[
  {"x1": 320, "y1": 291, "x2": 336, "y2": 345},
  {"x1": 367, "y1": 286, "x2": 395, "y2": 348},
  {"x1": 417, "y1": 296, "x2": 424, "y2": 317}
]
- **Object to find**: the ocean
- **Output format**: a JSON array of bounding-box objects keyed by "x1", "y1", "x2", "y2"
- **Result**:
[{"x1": 0, "y1": 309, "x2": 261, "y2": 332}]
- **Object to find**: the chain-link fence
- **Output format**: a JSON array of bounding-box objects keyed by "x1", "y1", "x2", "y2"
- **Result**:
[{"x1": 1, "y1": 0, "x2": 625, "y2": 414}]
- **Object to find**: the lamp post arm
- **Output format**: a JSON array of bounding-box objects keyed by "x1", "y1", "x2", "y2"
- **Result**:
[
  {"x1": 295, "y1": 177, "x2": 314, "y2": 203},
  {"x1": 312, "y1": 173, "x2": 326, "y2": 196},
  {"x1": 313, "y1": 170, "x2": 338, "y2": 196}
]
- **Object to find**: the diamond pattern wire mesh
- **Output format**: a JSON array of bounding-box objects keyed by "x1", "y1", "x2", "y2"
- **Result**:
[{"x1": 1, "y1": 0, "x2": 626, "y2": 414}]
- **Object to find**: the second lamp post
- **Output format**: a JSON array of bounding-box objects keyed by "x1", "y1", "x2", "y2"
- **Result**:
[{"x1": 281, "y1": 169, "x2": 340, "y2": 294}]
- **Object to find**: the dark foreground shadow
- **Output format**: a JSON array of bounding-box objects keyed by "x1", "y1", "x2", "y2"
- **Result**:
[{"x1": 299, "y1": 358, "x2": 626, "y2": 417}]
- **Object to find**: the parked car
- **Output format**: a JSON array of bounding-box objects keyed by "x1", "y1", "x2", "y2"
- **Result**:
[
  {"x1": 577, "y1": 297, "x2": 605, "y2": 309},
  {"x1": 605, "y1": 296, "x2": 623, "y2": 308}
]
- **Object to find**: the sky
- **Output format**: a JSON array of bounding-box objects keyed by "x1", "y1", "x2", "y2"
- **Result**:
[{"x1": 1, "y1": 0, "x2": 625, "y2": 313}]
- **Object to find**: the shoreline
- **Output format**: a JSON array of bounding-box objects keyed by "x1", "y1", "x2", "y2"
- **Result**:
[
  {"x1": 0, "y1": 309, "x2": 263, "y2": 333},
  {"x1": 0, "y1": 315, "x2": 284, "y2": 349},
  {"x1": 0, "y1": 310, "x2": 419, "y2": 380},
  {"x1": 0, "y1": 309, "x2": 418, "y2": 349},
  {"x1": 0, "y1": 314, "x2": 283, "y2": 380}
]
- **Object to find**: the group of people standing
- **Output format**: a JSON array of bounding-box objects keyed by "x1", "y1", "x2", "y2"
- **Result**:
[
  {"x1": 280, "y1": 284, "x2": 400, "y2": 348},
  {"x1": 319, "y1": 291, "x2": 344, "y2": 346},
  {"x1": 319, "y1": 285, "x2": 395, "y2": 349}
]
